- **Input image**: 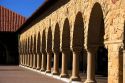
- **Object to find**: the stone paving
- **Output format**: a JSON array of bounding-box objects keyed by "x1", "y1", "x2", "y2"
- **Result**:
[
  {"x1": 0, "y1": 66, "x2": 65, "y2": 83},
  {"x1": 0, "y1": 66, "x2": 107, "y2": 83}
]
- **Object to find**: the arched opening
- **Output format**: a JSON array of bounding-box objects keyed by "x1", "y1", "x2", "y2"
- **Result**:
[
  {"x1": 47, "y1": 27, "x2": 53, "y2": 68},
  {"x1": 73, "y1": 12, "x2": 84, "y2": 72},
  {"x1": 62, "y1": 18, "x2": 70, "y2": 50},
  {"x1": 37, "y1": 32, "x2": 42, "y2": 68},
  {"x1": 37, "y1": 32, "x2": 41, "y2": 53},
  {"x1": 42, "y1": 30, "x2": 46, "y2": 53},
  {"x1": 33, "y1": 34, "x2": 37, "y2": 68},
  {"x1": 87, "y1": 2, "x2": 108, "y2": 82},
  {"x1": 54, "y1": 23, "x2": 61, "y2": 69},
  {"x1": 122, "y1": 22, "x2": 125, "y2": 83},
  {"x1": 41, "y1": 30, "x2": 47, "y2": 70},
  {"x1": 62, "y1": 18, "x2": 71, "y2": 75},
  {"x1": 0, "y1": 42, "x2": 7, "y2": 65},
  {"x1": 30, "y1": 36, "x2": 33, "y2": 67},
  {"x1": 54, "y1": 24, "x2": 60, "y2": 54},
  {"x1": 34, "y1": 34, "x2": 37, "y2": 54}
]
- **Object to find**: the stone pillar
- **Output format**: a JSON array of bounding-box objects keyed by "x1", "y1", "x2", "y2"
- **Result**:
[
  {"x1": 36, "y1": 53, "x2": 41, "y2": 70},
  {"x1": 60, "y1": 51, "x2": 69, "y2": 78},
  {"x1": 30, "y1": 53, "x2": 33, "y2": 68},
  {"x1": 22, "y1": 42, "x2": 24, "y2": 65},
  {"x1": 52, "y1": 51, "x2": 59, "y2": 75},
  {"x1": 46, "y1": 51, "x2": 52, "y2": 73},
  {"x1": 24, "y1": 41, "x2": 26, "y2": 66},
  {"x1": 85, "y1": 47, "x2": 97, "y2": 83},
  {"x1": 27, "y1": 38, "x2": 30, "y2": 67},
  {"x1": 27, "y1": 52, "x2": 30, "y2": 67},
  {"x1": 41, "y1": 51, "x2": 47, "y2": 71},
  {"x1": 108, "y1": 44, "x2": 123, "y2": 83},
  {"x1": 19, "y1": 42, "x2": 22, "y2": 65},
  {"x1": 33, "y1": 53, "x2": 37, "y2": 69},
  {"x1": 70, "y1": 48, "x2": 81, "y2": 81}
]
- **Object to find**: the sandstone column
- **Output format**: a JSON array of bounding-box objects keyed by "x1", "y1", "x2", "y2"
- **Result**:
[
  {"x1": 85, "y1": 47, "x2": 97, "y2": 83},
  {"x1": 41, "y1": 51, "x2": 46, "y2": 71},
  {"x1": 52, "y1": 51, "x2": 59, "y2": 75},
  {"x1": 70, "y1": 48, "x2": 81, "y2": 81},
  {"x1": 33, "y1": 53, "x2": 37, "y2": 69},
  {"x1": 108, "y1": 44, "x2": 123, "y2": 83},
  {"x1": 27, "y1": 38, "x2": 30, "y2": 67},
  {"x1": 60, "y1": 50, "x2": 69, "y2": 78},
  {"x1": 46, "y1": 51, "x2": 52, "y2": 73},
  {"x1": 22, "y1": 42, "x2": 24, "y2": 65},
  {"x1": 36, "y1": 53, "x2": 41, "y2": 70}
]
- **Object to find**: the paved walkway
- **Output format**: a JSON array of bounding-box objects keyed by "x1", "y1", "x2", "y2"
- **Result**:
[{"x1": 0, "y1": 66, "x2": 65, "y2": 83}]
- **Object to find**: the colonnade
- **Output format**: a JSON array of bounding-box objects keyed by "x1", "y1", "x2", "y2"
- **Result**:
[
  {"x1": 19, "y1": 30, "x2": 98, "y2": 83},
  {"x1": 18, "y1": 4, "x2": 104, "y2": 82}
]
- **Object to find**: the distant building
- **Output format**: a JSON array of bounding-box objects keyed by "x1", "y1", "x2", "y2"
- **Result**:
[{"x1": 0, "y1": 6, "x2": 26, "y2": 65}]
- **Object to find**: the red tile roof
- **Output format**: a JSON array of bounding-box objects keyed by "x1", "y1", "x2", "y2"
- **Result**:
[{"x1": 0, "y1": 6, "x2": 26, "y2": 32}]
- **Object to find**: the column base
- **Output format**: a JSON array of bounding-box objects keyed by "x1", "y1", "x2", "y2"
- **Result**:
[
  {"x1": 40, "y1": 68, "x2": 46, "y2": 71},
  {"x1": 84, "y1": 79, "x2": 97, "y2": 83},
  {"x1": 60, "y1": 73, "x2": 69, "y2": 78},
  {"x1": 52, "y1": 71, "x2": 59, "y2": 75},
  {"x1": 32, "y1": 67, "x2": 36, "y2": 69},
  {"x1": 29, "y1": 65, "x2": 32, "y2": 68},
  {"x1": 36, "y1": 67, "x2": 41, "y2": 70},
  {"x1": 70, "y1": 76, "x2": 81, "y2": 81},
  {"x1": 45, "y1": 70, "x2": 51, "y2": 73}
]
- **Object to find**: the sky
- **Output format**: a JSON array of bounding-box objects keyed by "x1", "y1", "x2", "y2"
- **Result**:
[{"x1": 0, "y1": 0, "x2": 45, "y2": 18}]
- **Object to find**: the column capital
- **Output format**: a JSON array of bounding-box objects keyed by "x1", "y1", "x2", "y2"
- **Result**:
[
  {"x1": 71, "y1": 46, "x2": 83, "y2": 52},
  {"x1": 46, "y1": 49, "x2": 52, "y2": 54},
  {"x1": 52, "y1": 48, "x2": 60, "y2": 53},
  {"x1": 87, "y1": 46, "x2": 98, "y2": 52},
  {"x1": 61, "y1": 47, "x2": 70, "y2": 52}
]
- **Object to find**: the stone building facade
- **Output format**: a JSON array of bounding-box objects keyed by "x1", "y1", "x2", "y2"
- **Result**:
[{"x1": 18, "y1": 0, "x2": 125, "y2": 83}]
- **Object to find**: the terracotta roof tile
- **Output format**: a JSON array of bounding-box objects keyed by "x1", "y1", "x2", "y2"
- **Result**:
[{"x1": 0, "y1": 6, "x2": 26, "y2": 32}]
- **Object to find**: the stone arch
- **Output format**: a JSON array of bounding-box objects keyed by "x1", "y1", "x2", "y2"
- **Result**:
[
  {"x1": 61, "y1": 18, "x2": 71, "y2": 74},
  {"x1": 88, "y1": 2, "x2": 104, "y2": 46},
  {"x1": 30, "y1": 35, "x2": 33, "y2": 67},
  {"x1": 47, "y1": 27, "x2": 52, "y2": 52},
  {"x1": 27, "y1": 37, "x2": 30, "y2": 54},
  {"x1": 30, "y1": 36, "x2": 33, "y2": 54},
  {"x1": 46, "y1": 27, "x2": 53, "y2": 68},
  {"x1": 87, "y1": 2, "x2": 108, "y2": 77},
  {"x1": 33, "y1": 34, "x2": 37, "y2": 53},
  {"x1": 54, "y1": 23, "x2": 60, "y2": 52},
  {"x1": 73, "y1": 12, "x2": 84, "y2": 72},
  {"x1": 26, "y1": 38, "x2": 28, "y2": 55},
  {"x1": 37, "y1": 32, "x2": 41, "y2": 53},
  {"x1": 123, "y1": 21, "x2": 125, "y2": 49},
  {"x1": 122, "y1": 22, "x2": 125, "y2": 83},
  {"x1": 62, "y1": 18, "x2": 70, "y2": 51},
  {"x1": 42, "y1": 30, "x2": 46, "y2": 52},
  {"x1": 73, "y1": 12, "x2": 84, "y2": 48}
]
